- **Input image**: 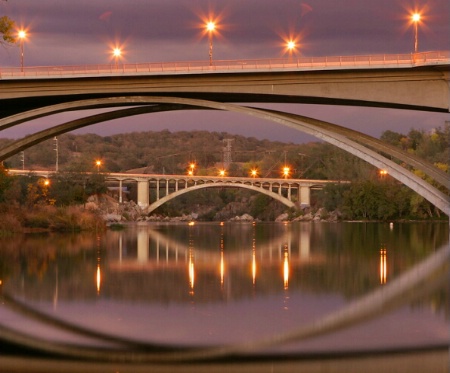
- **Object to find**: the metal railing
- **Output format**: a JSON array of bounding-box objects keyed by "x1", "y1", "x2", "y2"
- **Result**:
[{"x1": 0, "y1": 50, "x2": 448, "y2": 79}]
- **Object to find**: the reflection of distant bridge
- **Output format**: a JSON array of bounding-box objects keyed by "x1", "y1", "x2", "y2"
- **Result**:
[
  {"x1": 108, "y1": 223, "x2": 317, "y2": 272},
  {"x1": 105, "y1": 172, "x2": 346, "y2": 212}
]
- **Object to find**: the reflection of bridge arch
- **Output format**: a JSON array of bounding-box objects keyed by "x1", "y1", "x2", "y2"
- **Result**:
[
  {"x1": 1, "y1": 96, "x2": 448, "y2": 215},
  {"x1": 113, "y1": 224, "x2": 312, "y2": 269}
]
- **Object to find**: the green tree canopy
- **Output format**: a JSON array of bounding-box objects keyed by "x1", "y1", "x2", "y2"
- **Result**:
[{"x1": 0, "y1": 15, "x2": 16, "y2": 45}]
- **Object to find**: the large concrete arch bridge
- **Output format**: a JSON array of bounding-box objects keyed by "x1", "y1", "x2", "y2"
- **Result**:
[
  {"x1": 7, "y1": 169, "x2": 341, "y2": 213},
  {"x1": 105, "y1": 172, "x2": 345, "y2": 213},
  {"x1": 1, "y1": 51, "x2": 449, "y2": 214}
]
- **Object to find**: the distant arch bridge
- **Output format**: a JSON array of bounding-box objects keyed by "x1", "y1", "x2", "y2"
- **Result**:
[
  {"x1": 8, "y1": 170, "x2": 343, "y2": 213},
  {"x1": 105, "y1": 173, "x2": 345, "y2": 213}
]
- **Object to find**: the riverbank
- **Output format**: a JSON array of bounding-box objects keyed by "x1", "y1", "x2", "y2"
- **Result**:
[
  {"x1": 0, "y1": 204, "x2": 106, "y2": 235},
  {"x1": 97, "y1": 195, "x2": 446, "y2": 224}
]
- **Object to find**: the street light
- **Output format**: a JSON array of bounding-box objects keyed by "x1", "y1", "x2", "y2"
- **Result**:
[
  {"x1": 206, "y1": 21, "x2": 216, "y2": 66},
  {"x1": 219, "y1": 169, "x2": 226, "y2": 177},
  {"x1": 282, "y1": 166, "x2": 290, "y2": 179},
  {"x1": 286, "y1": 40, "x2": 297, "y2": 63},
  {"x1": 18, "y1": 29, "x2": 27, "y2": 72},
  {"x1": 95, "y1": 160, "x2": 102, "y2": 172},
  {"x1": 250, "y1": 169, "x2": 258, "y2": 178},
  {"x1": 287, "y1": 40, "x2": 296, "y2": 53},
  {"x1": 112, "y1": 47, "x2": 121, "y2": 68},
  {"x1": 412, "y1": 13, "x2": 421, "y2": 53},
  {"x1": 188, "y1": 162, "x2": 196, "y2": 176}
]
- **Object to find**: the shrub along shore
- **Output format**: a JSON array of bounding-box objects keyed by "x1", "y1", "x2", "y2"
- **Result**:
[{"x1": 0, "y1": 205, "x2": 106, "y2": 236}]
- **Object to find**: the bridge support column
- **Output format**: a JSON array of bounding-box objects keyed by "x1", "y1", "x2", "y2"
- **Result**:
[
  {"x1": 156, "y1": 180, "x2": 160, "y2": 200},
  {"x1": 119, "y1": 180, "x2": 123, "y2": 203},
  {"x1": 288, "y1": 184, "x2": 292, "y2": 201},
  {"x1": 137, "y1": 180, "x2": 149, "y2": 207},
  {"x1": 299, "y1": 186, "x2": 310, "y2": 207}
]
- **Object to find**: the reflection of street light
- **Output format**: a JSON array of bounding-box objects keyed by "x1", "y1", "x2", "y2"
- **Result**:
[
  {"x1": 206, "y1": 21, "x2": 216, "y2": 66},
  {"x1": 412, "y1": 13, "x2": 421, "y2": 53},
  {"x1": 95, "y1": 160, "x2": 102, "y2": 172},
  {"x1": 379, "y1": 169, "x2": 388, "y2": 179},
  {"x1": 18, "y1": 29, "x2": 27, "y2": 72}
]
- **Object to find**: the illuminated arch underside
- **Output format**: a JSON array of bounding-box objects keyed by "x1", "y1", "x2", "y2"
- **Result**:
[{"x1": 144, "y1": 182, "x2": 296, "y2": 214}]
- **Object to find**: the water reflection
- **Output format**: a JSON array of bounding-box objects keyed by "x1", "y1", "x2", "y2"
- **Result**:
[
  {"x1": 283, "y1": 248, "x2": 289, "y2": 290},
  {"x1": 0, "y1": 222, "x2": 448, "y2": 357},
  {"x1": 106, "y1": 222, "x2": 311, "y2": 300},
  {"x1": 380, "y1": 247, "x2": 387, "y2": 285},
  {"x1": 0, "y1": 222, "x2": 448, "y2": 310}
]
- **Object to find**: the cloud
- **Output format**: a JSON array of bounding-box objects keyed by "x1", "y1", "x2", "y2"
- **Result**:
[
  {"x1": 99, "y1": 10, "x2": 113, "y2": 22},
  {"x1": 300, "y1": 3, "x2": 313, "y2": 17}
]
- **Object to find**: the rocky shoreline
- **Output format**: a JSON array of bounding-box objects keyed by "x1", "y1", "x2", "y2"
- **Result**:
[{"x1": 88, "y1": 194, "x2": 343, "y2": 224}]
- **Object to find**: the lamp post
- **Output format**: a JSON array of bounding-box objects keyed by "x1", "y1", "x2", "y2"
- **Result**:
[
  {"x1": 54, "y1": 136, "x2": 59, "y2": 172},
  {"x1": 95, "y1": 160, "x2": 102, "y2": 172},
  {"x1": 412, "y1": 13, "x2": 420, "y2": 53},
  {"x1": 113, "y1": 47, "x2": 121, "y2": 69},
  {"x1": 287, "y1": 40, "x2": 296, "y2": 54},
  {"x1": 206, "y1": 21, "x2": 215, "y2": 66},
  {"x1": 188, "y1": 162, "x2": 195, "y2": 176},
  {"x1": 18, "y1": 30, "x2": 26, "y2": 72}
]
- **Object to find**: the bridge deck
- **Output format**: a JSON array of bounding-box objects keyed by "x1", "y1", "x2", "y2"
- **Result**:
[{"x1": 1, "y1": 51, "x2": 448, "y2": 79}]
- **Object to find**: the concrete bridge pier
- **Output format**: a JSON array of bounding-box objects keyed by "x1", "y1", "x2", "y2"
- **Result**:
[
  {"x1": 299, "y1": 186, "x2": 311, "y2": 207},
  {"x1": 137, "y1": 180, "x2": 149, "y2": 207}
]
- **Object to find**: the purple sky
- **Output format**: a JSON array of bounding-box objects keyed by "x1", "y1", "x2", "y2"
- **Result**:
[{"x1": 1, "y1": 0, "x2": 449, "y2": 142}]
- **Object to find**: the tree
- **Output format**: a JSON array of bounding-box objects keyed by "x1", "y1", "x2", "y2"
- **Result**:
[
  {"x1": 0, "y1": 15, "x2": 16, "y2": 45},
  {"x1": 0, "y1": 164, "x2": 13, "y2": 203}
]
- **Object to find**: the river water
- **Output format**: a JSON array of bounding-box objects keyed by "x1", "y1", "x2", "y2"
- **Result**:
[{"x1": 0, "y1": 221, "x2": 448, "y2": 358}]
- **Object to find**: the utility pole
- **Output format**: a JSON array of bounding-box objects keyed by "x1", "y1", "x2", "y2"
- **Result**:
[
  {"x1": 20, "y1": 151, "x2": 25, "y2": 170},
  {"x1": 223, "y1": 138, "x2": 234, "y2": 169},
  {"x1": 54, "y1": 136, "x2": 59, "y2": 172}
]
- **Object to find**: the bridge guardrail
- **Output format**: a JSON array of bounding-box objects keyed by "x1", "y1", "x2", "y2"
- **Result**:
[{"x1": 0, "y1": 51, "x2": 449, "y2": 79}]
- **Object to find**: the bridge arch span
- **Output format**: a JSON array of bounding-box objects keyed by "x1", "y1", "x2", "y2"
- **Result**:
[
  {"x1": 0, "y1": 96, "x2": 447, "y2": 188},
  {"x1": 0, "y1": 96, "x2": 448, "y2": 215},
  {"x1": 146, "y1": 182, "x2": 296, "y2": 214}
]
